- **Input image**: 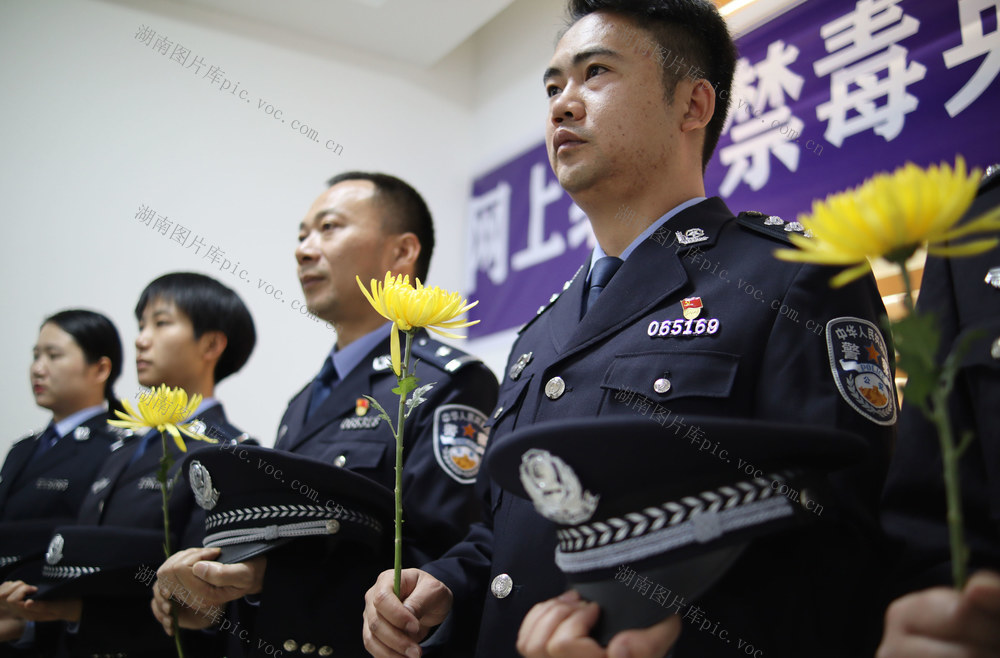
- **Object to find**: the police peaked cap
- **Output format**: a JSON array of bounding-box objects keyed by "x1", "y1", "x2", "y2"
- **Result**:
[
  {"x1": 181, "y1": 444, "x2": 393, "y2": 564},
  {"x1": 485, "y1": 415, "x2": 867, "y2": 644}
]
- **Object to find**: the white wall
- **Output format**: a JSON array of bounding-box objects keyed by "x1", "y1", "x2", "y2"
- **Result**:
[{"x1": 0, "y1": 0, "x2": 484, "y2": 451}]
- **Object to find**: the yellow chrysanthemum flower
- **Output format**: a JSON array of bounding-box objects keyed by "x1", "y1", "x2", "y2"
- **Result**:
[
  {"x1": 775, "y1": 157, "x2": 1000, "y2": 286},
  {"x1": 357, "y1": 273, "x2": 479, "y2": 375},
  {"x1": 108, "y1": 384, "x2": 215, "y2": 452}
]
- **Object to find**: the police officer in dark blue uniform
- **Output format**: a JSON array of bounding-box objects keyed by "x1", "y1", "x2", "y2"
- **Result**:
[
  {"x1": 364, "y1": 3, "x2": 896, "y2": 657},
  {"x1": 878, "y1": 167, "x2": 1000, "y2": 656},
  {"x1": 0, "y1": 310, "x2": 124, "y2": 650},
  {"x1": 152, "y1": 173, "x2": 498, "y2": 656},
  {"x1": 1, "y1": 310, "x2": 124, "y2": 525},
  {"x1": 0, "y1": 272, "x2": 256, "y2": 656}
]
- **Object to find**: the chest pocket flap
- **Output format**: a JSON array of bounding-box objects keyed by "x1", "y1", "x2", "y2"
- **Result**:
[{"x1": 601, "y1": 350, "x2": 739, "y2": 400}]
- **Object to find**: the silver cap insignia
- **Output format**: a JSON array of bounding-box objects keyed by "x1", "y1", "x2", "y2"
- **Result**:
[
  {"x1": 519, "y1": 449, "x2": 599, "y2": 524},
  {"x1": 189, "y1": 461, "x2": 220, "y2": 511},
  {"x1": 45, "y1": 534, "x2": 64, "y2": 565}
]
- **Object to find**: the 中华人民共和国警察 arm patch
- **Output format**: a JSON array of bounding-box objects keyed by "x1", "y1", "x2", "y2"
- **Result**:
[
  {"x1": 826, "y1": 317, "x2": 897, "y2": 426},
  {"x1": 432, "y1": 404, "x2": 489, "y2": 484}
]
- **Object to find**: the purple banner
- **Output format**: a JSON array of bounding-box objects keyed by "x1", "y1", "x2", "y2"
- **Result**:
[
  {"x1": 465, "y1": 144, "x2": 594, "y2": 338},
  {"x1": 467, "y1": 0, "x2": 999, "y2": 337}
]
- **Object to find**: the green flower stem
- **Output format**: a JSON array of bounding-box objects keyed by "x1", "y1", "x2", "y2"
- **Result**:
[
  {"x1": 898, "y1": 263, "x2": 916, "y2": 315},
  {"x1": 927, "y1": 386, "x2": 971, "y2": 589},
  {"x1": 393, "y1": 331, "x2": 415, "y2": 598},
  {"x1": 159, "y1": 432, "x2": 185, "y2": 658},
  {"x1": 897, "y1": 264, "x2": 970, "y2": 590}
]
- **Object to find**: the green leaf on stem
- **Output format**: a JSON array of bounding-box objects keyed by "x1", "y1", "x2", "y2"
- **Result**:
[
  {"x1": 405, "y1": 383, "x2": 436, "y2": 418},
  {"x1": 893, "y1": 311, "x2": 941, "y2": 408},
  {"x1": 363, "y1": 395, "x2": 393, "y2": 425},
  {"x1": 392, "y1": 374, "x2": 420, "y2": 398}
]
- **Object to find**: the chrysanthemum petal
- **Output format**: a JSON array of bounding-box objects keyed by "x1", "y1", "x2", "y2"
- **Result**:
[
  {"x1": 390, "y1": 324, "x2": 401, "y2": 377},
  {"x1": 927, "y1": 238, "x2": 999, "y2": 258},
  {"x1": 164, "y1": 423, "x2": 186, "y2": 452},
  {"x1": 830, "y1": 262, "x2": 873, "y2": 287},
  {"x1": 779, "y1": 158, "x2": 988, "y2": 286}
]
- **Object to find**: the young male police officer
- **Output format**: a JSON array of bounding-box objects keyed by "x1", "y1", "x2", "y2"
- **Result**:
[
  {"x1": 364, "y1": 2, "x2": 896, "y2": 657},
  {"x1": 152, "y1": 173, "x2": 498, "y2": 655}
]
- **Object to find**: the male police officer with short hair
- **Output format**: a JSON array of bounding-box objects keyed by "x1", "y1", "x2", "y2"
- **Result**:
[
  {"x1": 364, "y1": 2, "x2": 896, "y2": 657},
  {"x1": 152, "y1": 173, "x2": 498, "y2": 656}
]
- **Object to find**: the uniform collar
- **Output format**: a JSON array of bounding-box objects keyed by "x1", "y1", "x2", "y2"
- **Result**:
[
  {"x1": 53, "y1": 403, "x2": 108, "y2": 439},
  {"x1": 588, "y1": 197, "x2": 707, "y2": 281},
  {"x1": 327, "y1": 322, "x2": 392, "y2": 381}
]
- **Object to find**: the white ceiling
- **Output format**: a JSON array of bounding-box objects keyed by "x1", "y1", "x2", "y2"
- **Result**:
[{"x1": 123, "y1": 0, "x2": 517, "y2": 67}]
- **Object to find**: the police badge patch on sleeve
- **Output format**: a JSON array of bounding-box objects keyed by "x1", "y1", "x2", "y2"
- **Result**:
[
  {"x1": 433, "y1": 405, "x2": 489, "y2": 484},
  {"x1": 826, "y1": 317, "x2": 897, "y2": 426}
]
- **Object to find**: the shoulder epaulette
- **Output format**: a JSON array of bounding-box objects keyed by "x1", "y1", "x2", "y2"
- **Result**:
[
  {"x1": 736, "y1": 210, "x2": 811, "y2": 245},
  {"x1": 979, "y1": 162, "x2": 1000, "y2": 195},
  {"x1": 194, "y1": 418, "x2": 244, "y2": 444},
  {"x1": 13, "y1": 430, "x2": 42, "y2": 447},
  {"x1": 410, "y1": 335, "x2": 484, "y2": 374}
]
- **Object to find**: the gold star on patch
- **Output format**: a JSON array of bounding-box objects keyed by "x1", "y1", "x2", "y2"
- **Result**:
[{"x1": 865, "y1": 344, "x2": 881, "y2": 362}]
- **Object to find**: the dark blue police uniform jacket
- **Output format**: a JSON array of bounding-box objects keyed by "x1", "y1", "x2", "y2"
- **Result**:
[
  {"x1": 59, "y1": 403, "x2": 247, "y2": 657},
  {"x1": 882, "y1": 177, "x2": 1000, "y2": 595},
  {"x1": 423, "y1": 197, "x2": 896, "y2": 658},
  {"x1": 0, "y1": 412, "x2": 119, "y2": 523},
  {"x1": 228, "y1": 333, "x2": 498, "y2": 657}
]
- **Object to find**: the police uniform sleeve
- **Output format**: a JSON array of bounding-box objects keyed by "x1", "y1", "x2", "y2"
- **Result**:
[
  {"x1": 753, "y1": 260, "x2": 895, "y2": 528},
  {"x1": 418, "y1": 346, "x2": 525, "y2": 654},
  {"x1": 745, "y1": 257, "x2": 895, "y2": 643},
  {"x1": 400, "y1": 352, "x2": 498, "y2": 567}
]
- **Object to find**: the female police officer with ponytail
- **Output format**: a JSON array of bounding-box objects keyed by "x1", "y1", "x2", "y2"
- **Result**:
[{"x1": 0, "y1": 309, "x2": 125, "y2": 523}]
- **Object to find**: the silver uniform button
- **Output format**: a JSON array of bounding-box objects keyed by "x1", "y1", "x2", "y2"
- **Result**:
[
  {"x1": 545, "y1": 377, "x2": 566, "y2": 400},
  {"x1": 799, "y1": 488, "x2": 815, "y2": 511},
  {"x1": 319, "y1": 647, "x2": 333, "y2": 656},
  {"x1": 653, "y1": 378, "x2": 671, "y2": 394},
  {"x1": 491, "y1": 573, "x2": 513, "y2": 599},
  {"x1": 334, "y1": 454, "x2": 347, "y2": 467},
  {"x1": 326, "y1": 519, "x2": 341, "y2": 534},
  {"x1": 992, "y1": 337, "x2": 1000, "y2": 360},
  {"x1": 284, "y1": 639, "x2": 299, "y2": 652},
  {"x1": 301, "y1": 643, "x2": 316, "y2": 654}
]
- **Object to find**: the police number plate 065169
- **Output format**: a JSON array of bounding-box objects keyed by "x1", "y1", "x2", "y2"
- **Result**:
[{"x1": 647, "y1": 318, "x2": 720, "y2": 338}]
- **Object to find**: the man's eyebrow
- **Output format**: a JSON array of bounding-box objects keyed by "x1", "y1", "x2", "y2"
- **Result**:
[
  {"x1": 543, "y1": 47, "x2": 621, "y2": 84},
  {"x1": 302, "y1": 209, "x2": 345, "y2": 230}
]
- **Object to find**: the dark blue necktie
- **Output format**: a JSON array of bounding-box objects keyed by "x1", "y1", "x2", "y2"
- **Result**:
[
  {"x1": 584, "y1": 256, "x2": 624, "y2": 317},
  {"x1": 128, "y1": 429, "x2": 161, "y2": 466},
  {"x1": 29, "y1": 424, "x2": 60, "y2": 463},
  {"x1": 306, "y1": 356, "x2": 337, "y2": 419}
]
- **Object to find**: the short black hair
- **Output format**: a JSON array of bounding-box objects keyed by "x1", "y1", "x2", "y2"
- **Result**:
[
  {"x1": 43, "y1": 309, "x2": 123, "y2": 411},
  {"x1": 567, "y1": 0, "x2": 737, "y2": 169},
  {"x1": 325, "y1": 171, "x2": 435, "y2": 282},
  {"x1": 135, "y1": 272, "x2": 256, "y2": 383}
]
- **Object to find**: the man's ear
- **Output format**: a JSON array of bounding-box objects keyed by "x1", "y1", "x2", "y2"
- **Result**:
[
  {"x1": 199, "y1": 331, "x2": 229, "y2": 366},
  {"x1": 679, "y1": 79, "x2": 715, "y2": 134},
  {"x1": 388, "y1": 232, "x2": 421, "y2": 278}
]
